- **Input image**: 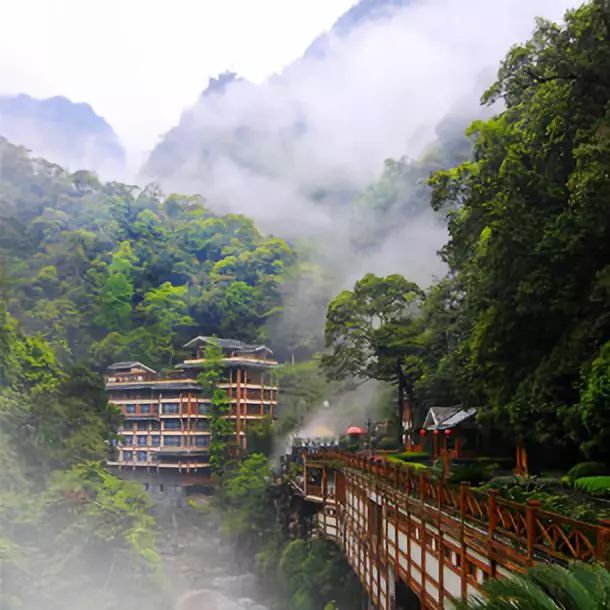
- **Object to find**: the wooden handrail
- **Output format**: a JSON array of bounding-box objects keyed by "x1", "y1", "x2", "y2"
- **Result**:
[{"x1": 305, "y1": 448, "x2": 610, "y2": 566}]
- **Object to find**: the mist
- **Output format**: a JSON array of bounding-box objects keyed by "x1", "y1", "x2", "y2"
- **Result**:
[{"x1": 143, "y1": 0, "x2": 574, "y2": 291}]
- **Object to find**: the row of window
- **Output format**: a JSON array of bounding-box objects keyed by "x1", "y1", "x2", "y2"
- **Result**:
[
  {"x1": 123, "y1": 403, "x2": 211, "y2": 415},
  {"x1": 120, "y1": 450, "x2": 211, "y2": 463},
  {"x1": 121, "y1": 419, "x2": 210, "y2": 431},
  {"x1": 119, "y1": 435, "x2": 210, "y2": 447},
  {"x1": 122, "y1": 450, "x2": 150, "y2": 462},
  {"x1": 123, "y1": 403, "x2": 273, "y2": 416}
]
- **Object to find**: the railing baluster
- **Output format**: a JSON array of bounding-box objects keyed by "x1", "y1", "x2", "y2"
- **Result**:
[{"x1": 526, "y1": 499, "x2": 541, "y2": 565}]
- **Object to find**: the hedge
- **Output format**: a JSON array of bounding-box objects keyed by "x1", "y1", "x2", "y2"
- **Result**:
[
  {"x1": 574, "y1": 476, "x2": 610, "y2": 497},
  {"x1": 568, "y1": 461, "x2": 607, "y2": 484}
]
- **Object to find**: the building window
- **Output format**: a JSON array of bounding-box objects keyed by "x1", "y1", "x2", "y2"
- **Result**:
[
  {"x1": 137, "y1": 436, "x2": 148, "y2": 446},
  {"x1": 136, "y1": 451, "x2": 147, "y2": 462},
  {"x1": 125, "y1": 404, "x2": 136, "y2": 414},
  {"x1": 141, "y1": 404, "x2": 151, "y2": 414},
  {"x1": 163, "y1": 436, "x2": 181, "y2": 447},
  {"x1": 197, "y1": 404, "x2": 209, "y2": 414},
  {"x1": 162, "y1": 403, "x2": 180, "y2": 415},
  {"x1": 120, "y1": 435, "x2": 133, "y2": 446},
  {"x1": 136, "y1": 421, "x2": 148, "y2": 431},
  {"x1": 151, "y1": 435, "x2": 160, "y2": 446},
  {"x1": 164, "y1": 419, "x2": 181, "y2": 430},
  {"x1": 194, "y1": 436, "x2": 209, "y2": 447},
  {"x1": 122, "y1": 450, "x2": 133, "y2": 461},
  {"x1": 151, "y1": 421, "x2": 160, "y2": 430},
  {"x1": 195, "y1": 420, "x2": 209, "y2": 431}
]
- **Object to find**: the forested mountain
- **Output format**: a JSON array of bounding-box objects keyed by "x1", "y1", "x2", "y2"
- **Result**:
[
  {"x1": 0, "y1": 137, "x2": 294, "y2": 370},
  {"x1": 0, "y1": 94, "x2": 125, "y2": 178}
]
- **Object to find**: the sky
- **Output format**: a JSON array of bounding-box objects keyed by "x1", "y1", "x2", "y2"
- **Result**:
[{"x1": 0, "y1": 0, "x2": 355, "y2": 163}]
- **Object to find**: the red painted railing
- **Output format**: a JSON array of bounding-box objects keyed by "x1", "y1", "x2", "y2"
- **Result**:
[{"x1": 306, "y1": 449, "x2": 610, "y2": 567}]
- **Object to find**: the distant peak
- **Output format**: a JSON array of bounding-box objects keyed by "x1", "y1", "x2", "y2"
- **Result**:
[{"x1": 200, "y1": 71, "x2": 242, "y2": 98}]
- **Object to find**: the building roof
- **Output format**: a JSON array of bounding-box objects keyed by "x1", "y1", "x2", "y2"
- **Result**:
[
  {"x1": 183, "y1": 336, "x2": 273, "y2": 355},
  {"x1": 439, "y1": 407, "x2": 478, "y2": 429},
  {"x1": 180, "y1": 358, "x2": 277, "y2": 370},
  {"x1": 423, "y1": 406, "x2": 477, "y2": 430},
  {"x1": 105, "y1": 380, "x2": 200, "y2": 391},
  {"x1": 107, "y1": 361, "x2": 157, "y2": 374}
]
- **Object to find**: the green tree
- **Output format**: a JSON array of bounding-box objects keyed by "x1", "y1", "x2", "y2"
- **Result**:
[
  {"x1": 223, "y1": 452, "x2": 271, "y2": 538},
  {"x1": 579, "y1": 341, "x2": 610, "y2": 459},
  {"x1": 138, "y1": 282, "x2": 193, "y2": 365},
  {"x1": 198, "y1": 338, "x2": 233, "y2": 477},
  {"x1": 246, "y1": 416, "x2": 274, "y2": 457},
  {"x1": 322, "y1": 273, "x2": 425, "y2": 434}
]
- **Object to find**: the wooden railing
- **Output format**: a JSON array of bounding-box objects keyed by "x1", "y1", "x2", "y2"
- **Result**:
[{"x1": 307, "y1": 449, "x2": 610, "y2": 567}]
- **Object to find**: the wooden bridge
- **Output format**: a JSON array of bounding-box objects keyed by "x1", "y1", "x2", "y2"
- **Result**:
[{"x1": 298, "y1": 450, "x2": 610, "y2": 610}]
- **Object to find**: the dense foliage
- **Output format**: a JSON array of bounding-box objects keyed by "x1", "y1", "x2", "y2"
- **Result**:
[
  {"x1": 0, "y1": 137, "x2": 295, "y2": 369},
  {"x1": 458, "y1": 561, "x2": 610, "y2": 610},
  {"x1": 0, "y1": 305, "x2": 165, "y2": 610},
  {"x1": 322, "y1": 273, "x2": 425, "y2": 431},
  {"x1": 198, "y1": 338, "x2": 234, "y2": 476},
  {"x1": 220, "y1": 453, "x2": 363, "y2": 610},
  {"x1": 427, "y1": 0, "x2": 610, "y2": 458}
]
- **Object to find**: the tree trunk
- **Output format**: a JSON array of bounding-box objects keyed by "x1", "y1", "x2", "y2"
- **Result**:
[{"x1": 396, "y1": 362, "x2": 406, "y2": 445}]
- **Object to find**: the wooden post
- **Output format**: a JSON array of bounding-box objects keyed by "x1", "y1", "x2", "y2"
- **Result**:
[
  {"x1": 459, "y1": 482, "x2": 468, "y2": 601},
  {"x1": 488, "y1": 489, "x2": 498, "y2": 539},
  {"x1": 322, "y1": 466, "x2": 328, "y2": 502},
  {"x1": 437, "y1": 477, "x2": 444, "y2": 510},
  {"x1": 596, "y1": 520, "x2": 610, "y2": 566},
  {"x1": 459, "y1": 481, "x2": 468, "y2": 520},
  {"x1": 515, "y1": 444, "x2": 529, "y2": 476},
  {"x1": 526, "y1": 499, "x2": 541, "y2": 565},
  {"x1": 441, "y1": 447, "x2": 449, "y2": 477},
  {"x1": 521, "y1": 446, "x2": 529, "y2": 476}
]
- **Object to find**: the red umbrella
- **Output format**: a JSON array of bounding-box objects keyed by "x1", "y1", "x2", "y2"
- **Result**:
[{"x1": 346, "y1": 425, "x2": 366, "y2": 436}]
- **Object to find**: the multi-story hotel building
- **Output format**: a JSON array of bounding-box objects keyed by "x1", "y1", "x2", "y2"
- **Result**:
[{"x1": 105, "y1": 336, "x2": 278, "y2": 496}]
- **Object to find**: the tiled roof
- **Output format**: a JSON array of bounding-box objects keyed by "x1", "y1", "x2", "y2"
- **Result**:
[
  {"x1": 107, "y1": 361, "x2": 157, "y2": 374},
  {"x1": 423, "y1": 406, "x2": 477, "y2": 430},
  {"x1": 183, "y1": 335, "x2": 272, "y2": 354}
]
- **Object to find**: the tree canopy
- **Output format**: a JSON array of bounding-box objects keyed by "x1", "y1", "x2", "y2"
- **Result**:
[
  {"x1": 425, "y1": 0, "x2": 610, "y2": 458},
  {"x1": 322, "y1": 273, "x2": 425, "y2": 429},
  {"x1": 0, "y1": 138, "x2": 295, "y2": 369}
]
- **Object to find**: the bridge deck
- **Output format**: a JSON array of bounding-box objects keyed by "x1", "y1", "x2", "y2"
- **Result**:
[{"x1": 300, "y1": 450, "x2": 610, "y2": 610}]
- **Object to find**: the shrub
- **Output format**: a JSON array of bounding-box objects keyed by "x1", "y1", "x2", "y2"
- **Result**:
[
  {"x1": 484, "y1": 475, "x2": 522, "y2": 489},
  {"x1": 567, "y1": 461, "x2": 607, "y2": 484},
  {"x1": 394, "y1": 451, "x2": 430, "y2": 463},
  {"x1": 574, "y1": 476, "x2": 610, "y2": 497},
  {"x1": 402, "y1": 461, "x2": 428, "y2": 473},
  {"x1": 449, "y1": 462, "x2": 500, "y2": 485},
  {"x1": 386, "y1": 456, "x2": 428, "y2": 472},
  {"x1": 376, "y1": 436, "x2": 400, "y2": 451}
]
